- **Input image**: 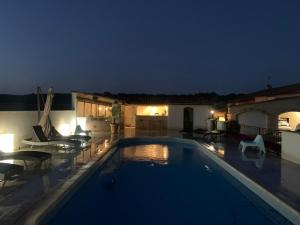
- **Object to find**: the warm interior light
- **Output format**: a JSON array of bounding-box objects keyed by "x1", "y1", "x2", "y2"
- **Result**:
[
  {"x1": 0, "y1": 134, "x2": 14, "y2": 153},
  {"x1": 99, "y1": 106, "x2": 102, "y2": 110},
  {"x1": 210, "y1": 110, "x2": 215, "y2": 115},
  {"x1": 218, "y1": 116, "x2": 226, "y2": 122},
  {"x1": 137, "y1": 105, "x2": 168, "y2": 116},
  {"x1": 150, "y1": 106, "x2": 158, "y2": 115}
]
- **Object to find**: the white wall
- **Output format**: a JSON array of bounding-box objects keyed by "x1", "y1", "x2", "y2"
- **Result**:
[
  {"x1": 49, "y1": 111, "x2": 77, "y2": 136},
  {"x1": 238, "y1": 111, "x2": 268, "y2": 128},
  {"x1": 124, "y1": 105, "x2": 137, "y2": 127},
  {"x1": 168, "y1": 105, "x2": 211, "y2": 130},
  {"x1": 0, "y1": 110, "x2": 76, "y2": 151},
  {"x1": 238, "y1": 111, "x2": 269, "y2": 135},
  {"x1": 282, "y1": 131, "x2": 300, "y2": 165}
]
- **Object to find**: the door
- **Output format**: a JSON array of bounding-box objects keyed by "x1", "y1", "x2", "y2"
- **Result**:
[{"x1": 183, "y1": 107, "x2": 194, "y2": 132}]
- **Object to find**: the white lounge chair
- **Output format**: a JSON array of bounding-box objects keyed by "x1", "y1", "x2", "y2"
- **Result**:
[
  {"x1": 50, "y1": 126, "x2": 91, "y2": 142},
  {"x1": 239, "y1": 135, "x2": 266, "y2": 154},
  {"x1": 241, "y1": 151, "x2": 265, "y2": 169},
  {"x1": 22, "y1": 126, "x2": 81, "y2": 148}
]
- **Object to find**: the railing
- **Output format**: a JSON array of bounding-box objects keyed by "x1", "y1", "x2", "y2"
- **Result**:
[{"x1": 240, "y1": 125, "x2": 282, "y2": 144}]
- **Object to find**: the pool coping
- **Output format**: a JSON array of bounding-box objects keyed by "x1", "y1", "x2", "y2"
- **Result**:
[
  {"x1": 193, "y1": 140, "x2": 300, "y2": 225},
  {"x1": 18, "y1": 136, "x2": 300, "y2": 225}
]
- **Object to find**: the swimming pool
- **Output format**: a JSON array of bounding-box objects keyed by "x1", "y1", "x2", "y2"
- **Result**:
[{"x1": 44, "y1": 138, "x2": 291, "y2": 225}]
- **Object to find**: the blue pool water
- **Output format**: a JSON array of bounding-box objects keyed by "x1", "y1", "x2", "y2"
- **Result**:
[{"x1": 46, "y1": 139, "x2": 287, "y2": 225}]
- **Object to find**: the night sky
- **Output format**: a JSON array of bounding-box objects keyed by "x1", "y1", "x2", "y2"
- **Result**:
[{"x1": 0, "y1": 0, "x2": 299, "y2": 94}]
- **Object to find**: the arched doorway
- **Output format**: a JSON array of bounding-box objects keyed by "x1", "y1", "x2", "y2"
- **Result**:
[
  {"x1": 183, "y1": 107, "x2": 194, "y2": 132},
  {"x1": 278, "y1": 111, "x2": 300, "y2": 131}
]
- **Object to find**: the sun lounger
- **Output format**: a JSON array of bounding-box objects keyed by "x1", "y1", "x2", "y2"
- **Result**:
[
  {"x1": 239, "y1": 135, "x2": 266, "y2": 154},
  {"x1": 0, "y1": 162, "x2": 24, "y2": 188},
  {"x1": 75, "y1": 125, "x2": 91, "y2": 136},
  {"x1": 22, "y1": 126, "x2": 81, "y2": 148},
  {"x1": 50, "y1": 126, "x2": 91, "y2": 142}
]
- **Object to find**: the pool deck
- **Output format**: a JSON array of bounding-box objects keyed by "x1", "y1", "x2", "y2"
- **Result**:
[
  {"x1": 195, "y1": 136, "x2": 300, "y2": 213},
  {"x1": 0, "y1": 128, "x2": 299, "y2": 224}
]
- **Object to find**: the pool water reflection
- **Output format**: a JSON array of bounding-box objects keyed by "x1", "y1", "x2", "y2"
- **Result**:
[
  {"x1": 47, "y1": 140, "x2": 288, "y2": 225},
  {"x1": 122, "y1": 144, "x2": 169, "y2": 165}
]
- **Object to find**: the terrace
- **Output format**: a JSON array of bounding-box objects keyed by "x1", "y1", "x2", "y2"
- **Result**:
[
  {"x1": 0, "y1": 88, "x2": 299, "y2": 224},
  {"x1": 0, "y1": 126, "x2": 299, "y2": 224}
]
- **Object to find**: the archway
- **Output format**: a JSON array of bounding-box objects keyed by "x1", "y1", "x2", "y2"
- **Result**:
[
  {"x1": 278, "y1": 111, "x2": 300, "y2": 131},
  {"x1": 183, "y1": 107, "x2": 194, "y2": 132}
]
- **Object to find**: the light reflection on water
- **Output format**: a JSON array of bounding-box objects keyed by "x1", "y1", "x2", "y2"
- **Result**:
[{"x1": 121, "y1": 144, "x2": 169, "y2": 165}]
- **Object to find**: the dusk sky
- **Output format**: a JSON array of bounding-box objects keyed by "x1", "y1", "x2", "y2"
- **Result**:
[{"x1": 0, "y1": 0, "x2": 299, "y2": 94}]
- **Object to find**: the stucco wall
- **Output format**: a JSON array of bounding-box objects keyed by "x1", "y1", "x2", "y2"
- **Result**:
[
  {"x1": 238, "y1": 111, "x2": 269, "y2": 135},
  {"x1": 229, "y1": 97, "x2": 300, "y2": 130},
  {"x1": 168, "y1": 105, "x2": 211, "y2": 130},
  {"x1": 0, "y1": 110, "x2": 76, "y2": 150},
  {"x1": 238, "y1": 111, "x2": 268, "y2": 128},
  {"x1": 282, "y1": 131, "x2": 300, "y2": 165}
]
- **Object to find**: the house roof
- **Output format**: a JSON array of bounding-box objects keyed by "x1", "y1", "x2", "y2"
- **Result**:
[
  {"x1": 93, "y1": 93, "x2": 218, "y2": 105},
  {"x1": 0, "y1": 93, "x2": 73, "y2": 111},
  {"x1": 251, "y1": 83, "x2": 300, "y2": 97},
  {"x1": 230, "y1": 83, "x2": 300, "y2": 105}
]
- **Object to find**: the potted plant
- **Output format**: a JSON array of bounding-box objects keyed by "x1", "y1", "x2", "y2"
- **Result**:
[{"x1": 110, "y1": 101, "x2": 121, "y2": 134}]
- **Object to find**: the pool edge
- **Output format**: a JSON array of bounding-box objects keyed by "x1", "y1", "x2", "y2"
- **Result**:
[
  {"x1": 17, "y1": 141, "x2": 119, "y2": 225},
  {"x1": 194, "y1": 140, "x2": 300, "y2": 225}
]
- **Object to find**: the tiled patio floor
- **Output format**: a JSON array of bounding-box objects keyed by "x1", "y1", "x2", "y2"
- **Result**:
[{"x1": 186, "y1": 133, "x2": 300, "y2": 213}]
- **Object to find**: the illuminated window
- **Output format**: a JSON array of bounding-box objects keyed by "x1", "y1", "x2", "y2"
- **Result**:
[
  {"x1": 77, "y1": 101, "x2": 85, "y2": 117},
  {"x1": 136, "y1": 106, "x2": 168, "y2": 116},
  {"x1": 84, "y1": 103, "x2": 92, "y2": 117},
  {"x1": 218, "y1": 117, "x2": 226, "y2": 122},
  {"x1": 97, "y1": 105, "x2": 111, "y2": 117}
]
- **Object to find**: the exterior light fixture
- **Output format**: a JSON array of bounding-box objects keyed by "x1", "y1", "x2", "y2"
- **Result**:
[{"x1": 0, "y1": 134, "x2": 14, "y2": 153}]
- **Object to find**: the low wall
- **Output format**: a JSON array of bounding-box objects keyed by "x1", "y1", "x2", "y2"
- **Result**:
[
  {"x1": 0, "y1": 110, "x2": 76, "y2": 150},
  {"x1": 282, "y1": 131, "x2": 300, "y2": 165}
]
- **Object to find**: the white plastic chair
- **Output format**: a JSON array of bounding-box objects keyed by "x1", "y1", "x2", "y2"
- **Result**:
[
  {"x1": 241, "y1": 151, "x2": 266, "y2": 168},
  {"x1": 239, "y1": 135, "x2": 266, "y2": 154}
]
